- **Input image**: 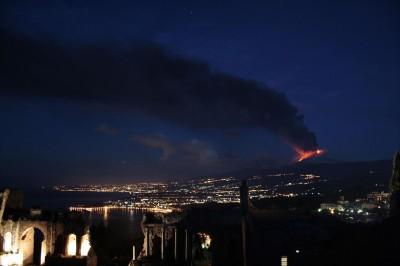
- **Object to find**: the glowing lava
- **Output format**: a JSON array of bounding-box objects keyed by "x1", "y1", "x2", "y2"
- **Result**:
[{"x1": 295, "y1": 147, "x2": 325, "y2": 162}]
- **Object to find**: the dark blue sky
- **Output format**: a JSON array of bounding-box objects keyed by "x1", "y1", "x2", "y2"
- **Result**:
[{"x1": 1, "y1": 0, "x2": 399, "y2": 186}]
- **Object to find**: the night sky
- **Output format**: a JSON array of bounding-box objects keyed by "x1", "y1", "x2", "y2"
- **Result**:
[{"x1": 1, "y1": 0, "x2": 399, "y2": 186}]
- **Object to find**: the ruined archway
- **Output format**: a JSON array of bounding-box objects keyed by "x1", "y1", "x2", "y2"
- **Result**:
[
  {"x1": 66, "y1": 233, "x2": 77, "y2": 256},
  {"x1": 20, "y1": 227, "x2": 45, "y2": 265},
  {"x1": 3, "y1": 231, "x2": 12, "y2": 252},
  {"x1": 80, "y1": 233, "x2": 91, "y2": 256}
]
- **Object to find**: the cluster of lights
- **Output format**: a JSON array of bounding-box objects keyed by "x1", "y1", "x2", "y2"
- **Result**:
[
  {"x1": 69, "y1": 205, "x2": 174, "y2": 214},
  {"x1": 59, "y1": 172, "x2": 326, "y2": 212},
  {"x1": 198, "y1": 232, "x2": 212, "y2": 249},
  {"x1": 318, "y1": 192, "x2": 390, "y2": 223}
]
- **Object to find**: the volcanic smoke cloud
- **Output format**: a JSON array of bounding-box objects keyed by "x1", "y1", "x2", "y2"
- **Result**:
[{"x1": 0, "y1": 29, "x2": 319, "y2": 151}]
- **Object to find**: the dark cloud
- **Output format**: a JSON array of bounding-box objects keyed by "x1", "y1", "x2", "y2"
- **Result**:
[
  {"x1": 95, "y1": 124, "x2": 119, "y2": 135},
  {"x1": 223, "y1": 130, "x2": 242, "y2": 139},
  {"x1": 0, "y1": 29, "x2": 318, "y2": 151},
  {"x1": 131, "y1": 134, "x2": 176, "y2": 161},
  {"x1": 179, "y1": 139, "x2": 218, "y2": 163},
  {"x1": 131, "y1": 134, "x2": 217, "y2": 163}
]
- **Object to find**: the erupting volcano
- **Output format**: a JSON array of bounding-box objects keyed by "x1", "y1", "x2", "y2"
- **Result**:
[{"x1": 294, "y1": 147, "x2": 326, "y2": 162}]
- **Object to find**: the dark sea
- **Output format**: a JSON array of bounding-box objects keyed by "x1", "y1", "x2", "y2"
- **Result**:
[{"x1": 24, "y1": 189, "x2": 129, "y2": 209}]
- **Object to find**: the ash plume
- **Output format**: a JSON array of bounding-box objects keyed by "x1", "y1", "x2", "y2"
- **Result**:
[{"x1": 0, "y1": 29, "x2": 318, "y2": 151}]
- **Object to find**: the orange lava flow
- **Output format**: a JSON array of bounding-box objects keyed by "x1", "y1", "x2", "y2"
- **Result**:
[{"x1": 294, "y1": 147, "x2": 326, "y2": 162}]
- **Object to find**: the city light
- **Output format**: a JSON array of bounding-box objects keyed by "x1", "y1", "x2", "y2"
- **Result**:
[
  {"x1": 318, "y1": 192, "x2": 389, "y2": 223},
  {"x1": 58, "y1": 173, "x2": 328, "y2": 211},
  {"x1": 198, "y1": 233, "x2": 212, "y2": 249}
]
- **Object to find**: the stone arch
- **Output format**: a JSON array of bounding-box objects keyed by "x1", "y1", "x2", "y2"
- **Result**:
[
  {"x1": 20, "y1": 226, "x2": 45, "y2": 265},
  {"x1": 66, "y1": 233, "x2": 77, "y2": 256},
  {"x1": 80, "y1": 233, "x2": 91, "y2": 256},
  {"x1": 19, "y1": 221, "x2": 48, "y2": 244},
  {"x1": 3, "y1": 231, "x2": 12, "y2": 252}
]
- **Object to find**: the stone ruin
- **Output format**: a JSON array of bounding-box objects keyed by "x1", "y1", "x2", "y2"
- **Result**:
[
  {"x1": 0, "y1": 188, "x2": 97, "y2": 266},
  {"x1": 129, "y1": 181, "x2": 251, "y2": 266}
]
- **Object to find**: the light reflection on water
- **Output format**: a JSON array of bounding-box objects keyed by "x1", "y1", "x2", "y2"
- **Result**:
[
  {"x1": 21, "y1": 189, "x2": 147, "y2": 261},
  {"x1": 76, "y1": 206, "x2": 146, "y2": 253},
  {"x1": 71, "y1": 206, "x2": 145, "y2": 229},
  {"x1": 25, "y1": 190, "x2": 146, "y2": 239}
]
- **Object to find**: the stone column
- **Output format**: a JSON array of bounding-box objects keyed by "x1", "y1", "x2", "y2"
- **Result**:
[
  {"x1": 390, "y1": 151, "x2": 400, "y2": 216},
  {"x1": 185, "y1": 229, "x2": 188, "y2": 261},
  {"x1": 14, "y1": 221, "x2": 20, "y2": 253},
  {"x1": 185, "y1": 229, "x2": 192, "y2": 264},
  {"x1": 41, "y1": 240, "x2": 47, "y2": 265},
  {"x1": 49, "y1": 222, "x2": 53, "y2": 255},
  {"x1": 161, "y1": 226, "x2": 165, "y2": 260},
  {"x1": 0, "y1": 189, "x2": 10, "y2": 224},
  {"x1": 146, "y1": 227, "x2": 150, "y2": 256},
  {"x1": 76, "y1": 234, "x2": 82, "y2": 257},
  {"x1": 174, "y1": 228, "x2": 178, "y2": 261},
  {"x1": 241, "y1": 218, "x2": 247, "y2": 266},
  {"x1": 240, "y1": 180, "x2": 249, "y2": 266}
]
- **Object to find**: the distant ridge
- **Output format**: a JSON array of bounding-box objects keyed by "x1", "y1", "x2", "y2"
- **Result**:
[{"x1": 225, "y1": 159, "x2": 392, "y2": 182}]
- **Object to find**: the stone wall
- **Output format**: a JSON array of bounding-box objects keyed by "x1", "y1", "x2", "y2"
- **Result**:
[{"x1": 0, "y1": 188, "x2": 94, "y2": 265}]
